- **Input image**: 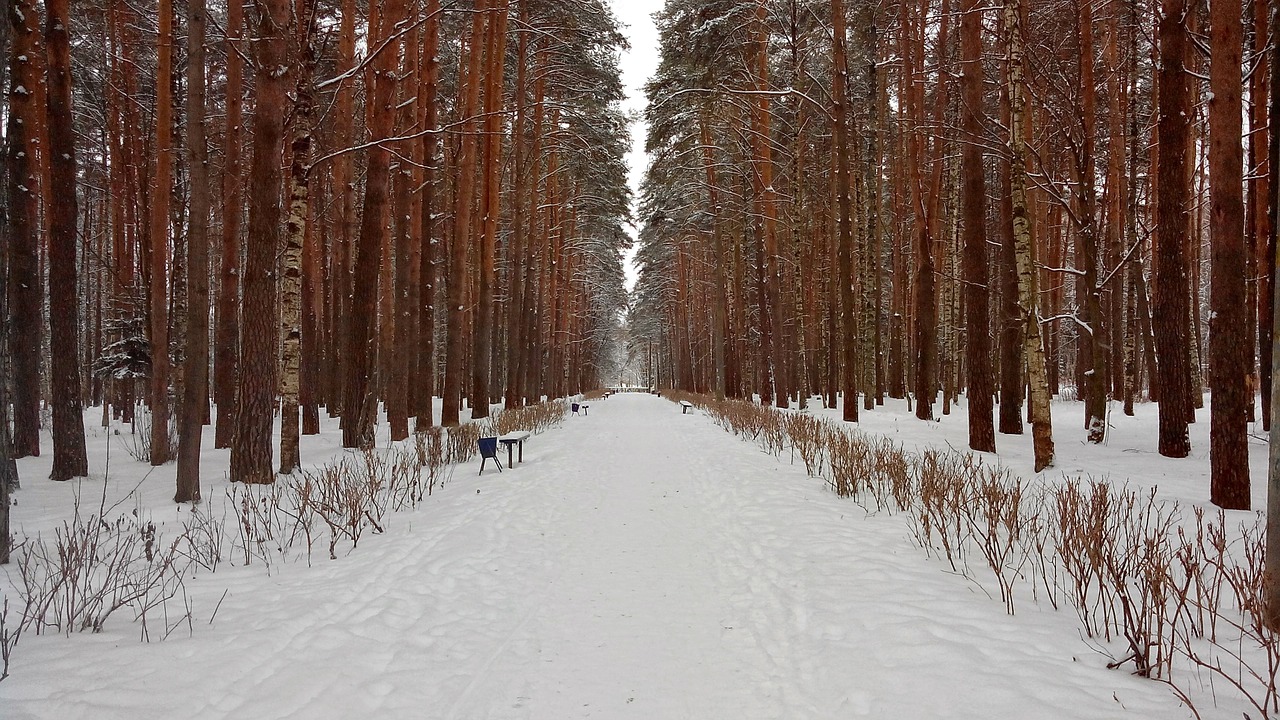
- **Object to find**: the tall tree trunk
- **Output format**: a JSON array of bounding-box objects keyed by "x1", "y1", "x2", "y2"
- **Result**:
[
  {"x1": 214, "y1": 0, "x2": 243, "y2": 449},
  {"x1": 753, "y1": 0, "x2": 779, "y2": 407},
  {"x1": 45, "y1": 0, "x2": 86, "y2": 481},
  {"x1": 960, "y1": 0, "x2": 994, "y2": 451},
  {"x1": 1077, "y1": 0, "x2": 1108, "y2": 444},
  {"x1": 1208, "y1": 0, "x2": 1250, "y2": 508},
  {"x1": 176, "y1": 0, "x2": 209, "y2": 501},
  {"x1": 504, "y1": 0, "x2": 529, "y2": 410},
  {"x1": 1257, "y1": 0, "x2": 1276, "y2": 431},
  {"x1": 911, "y1": 0, "x2": 937, "y2": 420},
  {"x1": 701, "y1": 113, "x2": 729, "y2": 402},
  {"x1": 7, "y1": 0, "x2": 41, "y2": 459},
  {"x1": 280, "y1": 64, "x2": 313, "y2": 473},
  {"x1": 327, "y1": 0, "x2": 356, "y2": 423},
  {"x1": 416, "y1": 0, "x2": 441, "y2": 429},
  {"x1": 301, "y1": 176, "x2": 321, "y2": 435},
  {"x1": 471, "y1": 0, "x2": 509, "y2": 419},
  {"x1": 230, "y1": 0, "x2": 291, "y2": 483},
  {"x1": 833, "y1": 0, "x2": 857, "y2": 421},
  {"x1": 344, "y1": 0, "x2": 408, "y2": 446},
  {"x1": 388, "y1": 22, "x2": 420, "y2": 440},
  {"x1": 997, "y1": 59, "x2": 1023, "y2": 435},
  {"x1": 442, "y1": 2, "x2": 486, "y2": 426},
  {"x1": 1006, "y1": 0, "x2": 1054, "y2": 470},
  {"x1": 1265, "y1": 0, "x2": 1280, "y2": 632},
  {"x1": 149, "y1": 0, "x2": 173, "y2": 466},
  {"x1": 860, "y1": 13, "x2": 881, "y2": 412},
  {"x1": 0, "y1": 0, "x2": 17, "y2": 548},
  {"x1": 1154, "y1": 0, "x2": 1193, "y2": 458}
]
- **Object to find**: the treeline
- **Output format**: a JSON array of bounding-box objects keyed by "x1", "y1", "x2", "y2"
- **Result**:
[
  {"x1": 0, "y1": 0, "x2": 633, "y2": 497},
  {"x1": 632, "y1": 0, "x2": 1266, "y2": 508}
]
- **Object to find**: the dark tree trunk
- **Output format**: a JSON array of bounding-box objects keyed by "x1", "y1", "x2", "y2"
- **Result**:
[
  {"x1": 213, "y1": 0, "x2": 243, "y2": 450},
  {"x1": 7, "y1": 0, "x2": 41, "y2": 459},
  {"x1": 1208, "y1": 0, "x2": 1250, "y2": 508},
  {"x1": 471, "y1": 0, "x2": 509, "y2": 419},
  {"x1": 1153, "y1": 0, "x2": 1193, "y2": 457},
  {"x1": 230, "y1": 0, "x2": 291, "y2": 483},
  {"x1": 442, "y1": 2, "x2": 486, "y2": 426},
  {"x1": 45, "y1": 0, "x2": 87, "y2": 481},
  {"x1": 149, "y1": 0, "x2": 173, "y2": 466},
  {"x1": 961, "y1": 0, "x2": 994, "y2": 451},
  {"x1": 176, "y1": 0, "x2": 209, "y2": 501},
  {"x1": 1078, "y1": 0, "x2": 1108, "y2": 444},
  {"x1": 833, "y1": 0, "x2": 857, "y2": 422},
  {"x1": 344, "y1": 0, "x2": 408, "y2": 446}
]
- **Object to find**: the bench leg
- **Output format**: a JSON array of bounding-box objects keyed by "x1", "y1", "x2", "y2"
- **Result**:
[
  {"x1": 507, "y1": 444, "x2": 514, "y2": 468},
  {"x1": 518, "y1": 440, "x2": 524, "y2": 463}
]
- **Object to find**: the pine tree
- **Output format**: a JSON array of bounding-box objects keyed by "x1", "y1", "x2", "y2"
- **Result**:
[
  {"x1": 1207, "y1": 0, "x2": 1249, "y2": 508},
  {"x1": 177, "y1": 0, "x2": 210, "y2": 501},
  {"x1": 1154, "y1": 0, "x2": 1193, "y2": 458},
  {"x1": 149, "y1": 0, "x2": 173, "y2": 466},
  {"x1": 45, "y1": 0, "x2": 87, "y2": 481},
  {"x1": 960, "y1": 0, "x2": 994, "y2": 452},
  {"x1": 7, "y1": 0, "x2": 41, "y2": 460},
  {"x1": 230, "y1": 0, "x2": 292, "y2": 483}
]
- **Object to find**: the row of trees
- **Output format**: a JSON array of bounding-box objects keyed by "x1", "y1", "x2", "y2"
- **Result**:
[
  {"x1": 0, "y1": 0, "x2": 632, "y2": 516},
  {"x1": 632, "y1": 0, "x2": 1268, "y2": 508},
  {"x1": 631, "y1": 0, "x2": 1280, "y2": 629}
]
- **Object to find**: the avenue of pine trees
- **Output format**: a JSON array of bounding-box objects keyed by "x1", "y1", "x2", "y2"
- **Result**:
[
  {"x1": 0, "y1": 0, "x2": 1276, "y2": 544},
  {"x1": 631, "y1": 0, "x2": 1271, "y2": 511},
  {"x1": 0, "y1": 0, "x2": 632, "y2": 501}
]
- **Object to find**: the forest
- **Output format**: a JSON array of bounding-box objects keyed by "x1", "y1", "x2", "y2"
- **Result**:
[
  {"x1": 2, "y1": 0, "x2": 1280, "y2": 712},
  {"x1": 0, "y1": 0, "x2": 632, "y2": 499},
  {"x1": 632, "y1": 0, "x2": 1269, "y2": 508}
]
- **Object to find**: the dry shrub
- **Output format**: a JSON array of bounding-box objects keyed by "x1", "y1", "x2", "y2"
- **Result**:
[
  {"x1": 176, "y1": 503, "x2": 227, "y2": 574},
  {"x1": 445, "y1": 422, "x2": 481, "y2": 464},
  {"x1": 1, "y1": 598, "x2": 17, "y2": 682},
  {"x1": 1174, "y1": 512, "x2": 1280, "y2": 718},
  {"x1": 492, "y1": 400, "x2": 569, "y2": 436},
  {"x1": 913, "y1": 450, "x2": 973, "y2": 572},
  {"x1": 784, "y1": 414, "x2": 827, "y2": 476},
  {"x1": 672, "y1": 389, "x2": 1279, "y2": 715},
  {"x1": 13, "y1": 502, "x2": 190, "y2": 639},
  {"x1": 827, "y1": 430, "x2": 866, "y2": 499}
]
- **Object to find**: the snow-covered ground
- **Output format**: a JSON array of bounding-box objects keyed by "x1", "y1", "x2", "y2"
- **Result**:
[{"x1": 0, "y1": 392, "x2": 1251, "y2": 718}]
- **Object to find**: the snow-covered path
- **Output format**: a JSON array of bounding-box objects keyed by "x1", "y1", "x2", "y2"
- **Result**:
[{"x1": 3, "y1": 393, "x2": 1191, "y2": 719}]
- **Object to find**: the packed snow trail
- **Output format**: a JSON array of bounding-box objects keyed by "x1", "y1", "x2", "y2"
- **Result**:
[{"x1": 2, "y1": 393, "x2": 1189, "y2": 719}]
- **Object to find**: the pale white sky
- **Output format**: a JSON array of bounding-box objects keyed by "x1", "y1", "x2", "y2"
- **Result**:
[{"x1": 609, "y1": 0, "x2": 663, "y2": 292}]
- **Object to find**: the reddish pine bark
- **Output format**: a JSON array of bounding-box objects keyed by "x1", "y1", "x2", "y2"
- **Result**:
[
  {"x1": 45, "y1": 0, "x2": 87, "y2": 481},
  {"x1": 213, "y1": 0, "x2": 243, "y2": 449},
  {"x1": 343, "y1": 0, "x2": 409, "y2": 447},
  {"x1": 7, "y1": 0, "x2": 41, "y2": 459},
  {"x1": 1207, "y1": 0, "x2": 1250, "y2": 508},
  {"x1": 176, "y1": 0, "x2": 210, "y2": 501},
  {"x1": 471, "y1": 0, "x2": 509, "y2": 419},
  {"x1": 832, "y1": 0, "x2": 857, "y2": 421},
  {"x1": 149, "y1": 0, "x2": 173, "y2": 466},
  {"x1": 960, "y1": 0, "x2": 994, "y2": 452},
  {"x1": 230, "y1": 0, "x2": 291, "y2": 483},
  {"x1": 442, "y1": 3, "x2": 486, "y2": 426},
  {"x1": 1153, "y1": 0, "x2": 1193, "y2": 457}
]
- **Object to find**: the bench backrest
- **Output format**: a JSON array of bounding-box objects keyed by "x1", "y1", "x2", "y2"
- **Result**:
[{"x1": 478, "y1": 436, "x2": 499, "y2": 458}]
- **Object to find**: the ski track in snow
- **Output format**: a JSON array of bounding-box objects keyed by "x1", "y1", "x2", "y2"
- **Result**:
[{"x1": 1, "y1": 394, "x2": 1195, "y2": 719}]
